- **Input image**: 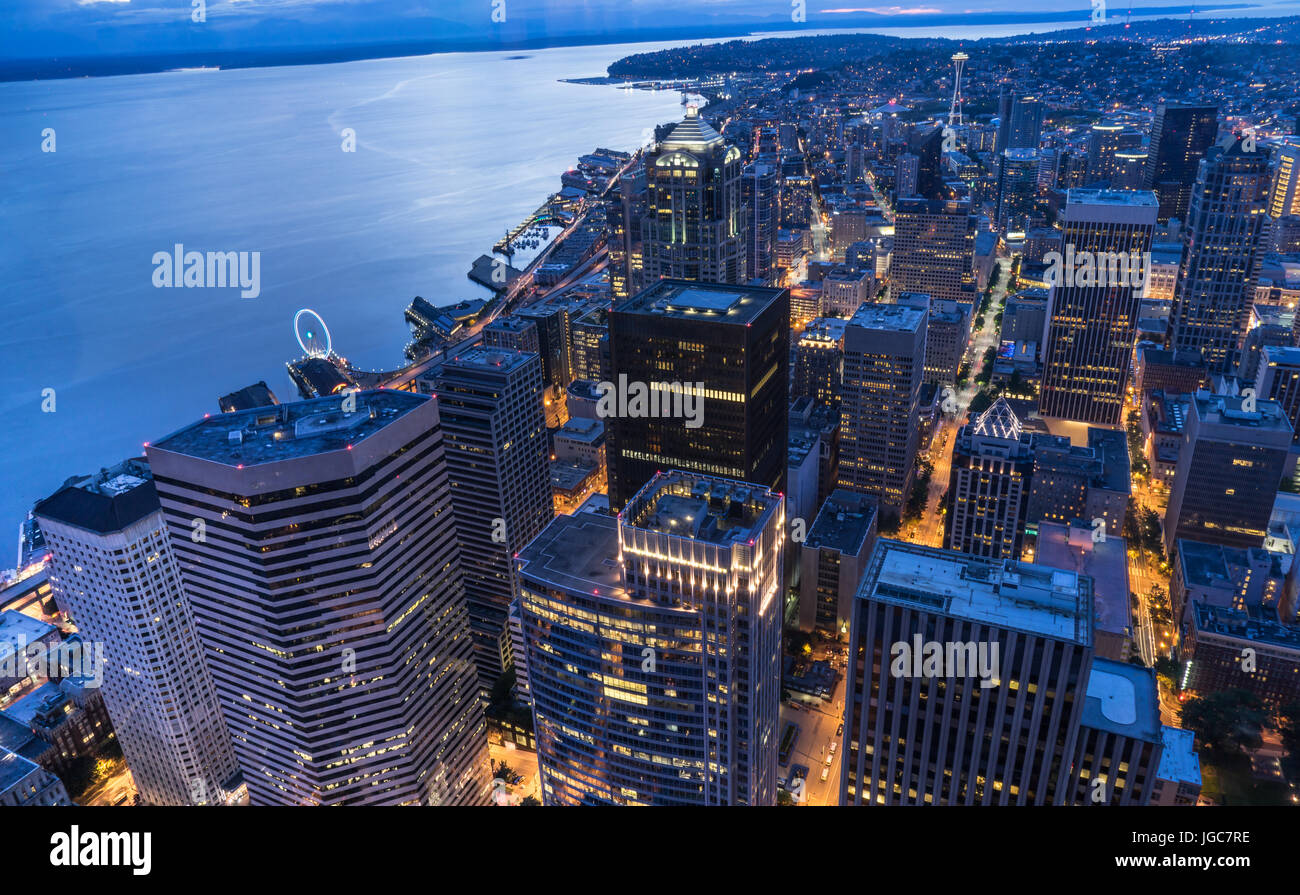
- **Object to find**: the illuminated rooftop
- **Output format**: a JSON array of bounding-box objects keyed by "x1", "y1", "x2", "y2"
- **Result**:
[{"x1": 616, "y1": 279, "x2": 785, "y2": 325}]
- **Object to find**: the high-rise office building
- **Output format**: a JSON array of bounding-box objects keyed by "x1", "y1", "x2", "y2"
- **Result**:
[
  {"x1": 896, "y1": 291, "x2": 969, "y2": 385},
  {"x1": 944, "y1": 398, "x2": 1035, "y2": 560},
  {"x1": 797, "y1": 489, "x2": 878, "y2": 636},
  {"x1": 1144, "y1": 103, "x2": 1220, "y2": 223},
  {"x1": 1088, "y1": 124, "x2": 1140, "y2": 185},
  {"x1": 147, "y1": 391, "x2": 491, "y2": 806},
  {"x1": 641, "y1": 107, "x2": 747, "y2": 285},
  {"x1": 1268, "y1": 139, "x2": 1300, "y2": 220},
  {"x1": 838, "y1": 302, "x2": 927, "y2": 513},
  {"x1": 433, "y1": 347, "x2": 553, "y2": 693},
  {"x1": 996, "y1": 90, "x2": 1044, "y2": 153},
  {"x1": 1039, "y1": 188, "x2": 1157, "y2": 425},
  {"x1": 743, "y1": 161, "x2": 780, "y2": 285},
  {"x1": 1164, "y1": 391, "x2": 1292, "y2": 553},
  {"x1": 1254, "y1": 344, "x2": 1300, "y2": 444},
  {"x1": 608, "y1": 159, "x2": 648, "y2": 301},
  {"x1": 1169, "y1": 136, "x2": 1272, "y2": 375},
  {"x1": 995, "y1": 149, "x2": 1041, "y2": 231},
  {"x1": 841, "y1": 540, "x2": 1097, "y2": 805},
  {"x1": 793, "y1": 316, "x2": 848, "y2": 407},
  {"x1": 889, "y1": 197, "x2": 976, "y2": 305},
  {"x1": 516, "y1": 473, "x2": 784, "y2": 805},
  {"x1": 1112, "y1": 150, "x2": 1149, "y2": 190},
  {"x1": 1061, "y1": 659, "x2": 1165, "y2": 805},
  {"x1": 34, "y1": 459, "x2": 241, "y2": 807},
  {"x1": 605, "y1": 280, "x2": 788, "y2": 509}
]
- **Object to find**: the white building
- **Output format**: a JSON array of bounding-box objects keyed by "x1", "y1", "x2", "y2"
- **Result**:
[{"x1": 35, "y1": 459, "x2": 241, "y2": 806}]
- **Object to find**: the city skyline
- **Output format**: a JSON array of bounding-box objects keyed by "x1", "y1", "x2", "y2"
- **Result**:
[{"x1": 6, "y1": 6, "x2": 1300, "y2": 827}]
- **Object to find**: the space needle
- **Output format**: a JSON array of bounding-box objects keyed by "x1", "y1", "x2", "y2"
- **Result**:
[{"x1": 949, "y1": 52, "x2": 969, "y2": 126}]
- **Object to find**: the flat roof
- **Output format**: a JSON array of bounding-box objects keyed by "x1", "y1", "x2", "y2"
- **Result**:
[
  {"x1": 806, "y1": 490, "x2": 877, "y2": 556},
  {"x1": 615, "y1": 279, "x2": 784, "y2": 325},
  {"x1": 1157, "y1": 726, "x2": 1203, "y2": 786},
  {"x1": 441, "y1": 345, "x2": 535, "y2": 374},
  {"x1": 516, "y1": 512, "x2": 626, "y2": 600},
  {"x1": 1035, "y1": 523, "x2": 1129, "y2": 638},
  {"x1": 556, "y1": 417, "x2": 604, "y2": 443},
  {"x1": 150, "y1": 390, "x2": 427, "y2": 467},
  {"x1": 1177, "y1": 539, "x2": 1235, "y2": 589},
  {"x1": 0, "y1": 611, "x2": 57, "y2": 666},
  {"x1": 1192, "y1": 603, "x2": 1300, "y2": 651},
  {"x1": 0, "y1": 748, "x2": 42, "y2": 795},
  {"x1": 1194, "y1": 391, "x2": 1293, "y2": 434},
  {"x1": 33, "y1": 458, "x2": 160, "y2": 534},
  {"x1": 861, "y1": 540, "x2": 1093, "y2": 644},
  {"x1": 1065, "y1": 187, "x2": 1158, "y2": 208},
  {"x1": 0, "y1": 680, "x2": 62, "y2": 728},
  {"x1": 1081, "y1": 658, "x2": 1161, "y2": 743},
  {"x1": 847, "y1": 301, "x2": 926, "y2": 333}
]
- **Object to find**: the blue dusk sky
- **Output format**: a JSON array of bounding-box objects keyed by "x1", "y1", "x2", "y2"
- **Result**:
[{"x1": 0, "y1": 0, "x2": 1255, "y2": 62}]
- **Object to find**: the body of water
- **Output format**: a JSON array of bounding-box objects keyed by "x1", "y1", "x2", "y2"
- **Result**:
[
  {"x1": 0, "y1": 42, "x2": 692, "y2": 547},
  {"x1": 2, "y1": 6, "x2": 1298, "y2": 550}
]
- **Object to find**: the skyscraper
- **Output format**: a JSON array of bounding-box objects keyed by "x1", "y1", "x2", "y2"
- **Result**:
[
  {"x1": 996, "y1": 90, "x2": 1044, "y2": 153},
  {"x1": 1268, "y1": 139, "x2": 1300, "y2": 220},
  {"x1": 605, "y1": 279, "x2": 788, "y2": 509},
  {"x1": 1164, "y1": 391, "x2": 1292, "y2": 553},
  {"x1": 641, "y1": 107, "x2": 747, "y2": 285},
  {"x1": 1169, "y1": 136, "x2": 1272, "y2": 375},
  {"x1": 995, "y1": 148, "x2": 1041, "y2": 231},
  {"x1": 889, "y1": 197, "x2": 976, "y2": 305},
  {"x1": 34, "y1": 459, "x2": 241, "y2": 806},
  {"x1": 743, "y1": 161, "x2": 780, "y2": 285},
  {"x1": 146, "y1": 391, "x2": 491, "y2": 806},
  {"x1": 433, "y1": 347, "x2": 553, "y2": 693},
  {"x1": 838, "y1": 302, "x2": 927, "y2": 513},
  {"x1": 944, "y1": 398, "x2": 1035, "y2": 560},
  {"x1": 608, "y1": 158, "x2": 648, "y2": 301},
  {"x1": 515, "y1": 473, "x2": 784, "y2": 805},
  {"x1": 841, "y1": 540, "x2": 1097, "y2": 805},
  {"x1": 1144, "y1": 103, "x2": 1219, "y2": 223},
  {"x1": 1038, "y1": 188, "x2": 1157, "y2": 425},
  {"x1": 1088, "y1": 123, "x2": 1140, "y2": 185}
]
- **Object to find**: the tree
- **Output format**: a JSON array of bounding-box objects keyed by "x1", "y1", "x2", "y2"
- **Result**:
[
  {"x1": 1153, "y1": 655, "x2": 1180, "y2": 694},
  {"x1": 1278, "y1": 702, "x2": 1300, "y2": 783},
  {"x1": 1179, "y1": 689, "x2": 1266, "y2": 758},
  {"x1": 968, "y1": 389, "x2": 995, "y2": 416}
]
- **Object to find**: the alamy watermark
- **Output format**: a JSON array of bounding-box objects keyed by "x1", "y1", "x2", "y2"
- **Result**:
[
  {"x1": 889, "y1": 635, "x2": 999, "y2": 688},
  {"x1": 152, "y1": 244, "x2": 261, "y2": 298},
  {"x1": 1, "y1": 636, "x2": 105, "y2": 687},
  {"x1": 596, "y1": 374, "x2": 705, "y2": 429},
  {"x1": 1043, "y1": 246, "x2": 1149, "y2": 291}
]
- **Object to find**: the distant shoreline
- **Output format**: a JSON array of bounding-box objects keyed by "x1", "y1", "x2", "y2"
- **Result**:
[{"x1": 0, "y1": 5, "x2": 1261, "y2": 84}]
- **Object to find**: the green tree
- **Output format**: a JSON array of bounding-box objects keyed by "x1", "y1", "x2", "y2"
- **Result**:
[
  {"x1": 1179, "y1": 689, "x2": 1267, "y2": 758},
  {"x1": 1278, "y1": 702, "x2": 1300, "y2": 783}
]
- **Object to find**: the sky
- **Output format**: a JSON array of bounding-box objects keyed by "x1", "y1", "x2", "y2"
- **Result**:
[{"x1": 0, "y1": 0, "x2": 1246, "y2": 62}]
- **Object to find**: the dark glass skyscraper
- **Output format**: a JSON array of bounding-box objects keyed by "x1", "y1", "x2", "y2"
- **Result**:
[
  {"x1": 605, "y1": 280, "x2": 788, "y2": 509},
  {"x1": 1143, "y1": 102, "x2": 1219, "y2": 224}
]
